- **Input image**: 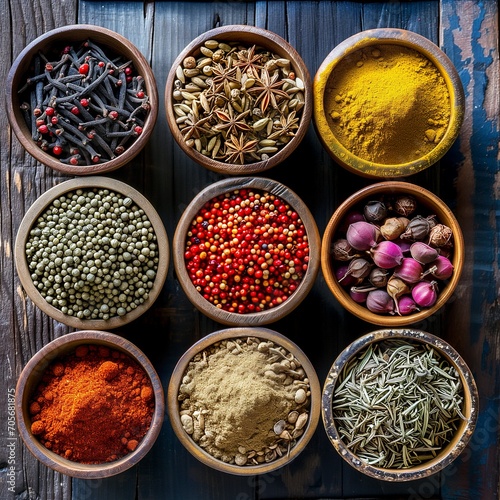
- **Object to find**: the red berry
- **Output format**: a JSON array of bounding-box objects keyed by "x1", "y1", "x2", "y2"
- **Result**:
[
  {"x1": 80, "y1": 98, "x2": 89, "y2": 108},
  {"x1": 136, "y1": 91, "x2": 145, "y2": 99},
  {"x1": 51, "y1": 116, "x2": 59, "y2": 125},
  {"x1": 71, "y1": 106, "x2": 79, "y2": 115},
  {"x1": 45, "y1": 107, "x2": 55, "y2": 116},
  {"x1": 38, "y1": 124, "x2": 49, "y2": 134},
  {"x1": 52, "y1": 145, "x2": 63, "y2": 155},
  {"x1": 69, "y1": 156, "x2": 79, "y2": 165},
  {"x1": 79, "y1": 63, "x2": 90, "y2": 75},
  {"x1": 134, "y1": 126, "x2": 143, "y2": 135}
]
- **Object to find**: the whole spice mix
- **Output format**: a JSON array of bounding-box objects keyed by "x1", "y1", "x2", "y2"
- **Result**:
[
  {"x1": 29, "y1": 344, "x2": 154, "y2": 464},
  {"x1": 25, "y1": 187, "x2": 159, "y2": 320},
  {"x1": 19, "y1": 39, "x2": 150, "y2": 165},
  {"x1": 172, "y1": 39, "x2": 305, "y2": 164},
  {"x1": 332, "y1": 339, "x2": 466, "y2": 469},
  {"x1": 183, "y1": 188, "x2": 310, "y2": 313},
  {"x1": 177, "y1": 336, "x2": 311, "y2": 466},
  {"x1": 325, "y1": 44, "x2": 450, "y2": 164}
]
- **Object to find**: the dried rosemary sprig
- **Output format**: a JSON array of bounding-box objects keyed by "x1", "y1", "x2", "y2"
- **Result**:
[{"x1": 332, "y1": 339, "x2": 466, "y2": 469}]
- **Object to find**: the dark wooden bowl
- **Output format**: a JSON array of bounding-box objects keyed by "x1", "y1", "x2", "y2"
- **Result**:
[
  {"x1": 15, "y1": 330, "x2": 165, "y2": 478},
  {"x1": 14, "y1": 176, "x2": 169, "y2": 329},
  {"x1": 167, "y1": 326, "x2": 321, "y2": 475},
  {"x1": 6, "y1": 24, "x2": 158, "y2": 175},
  {"x1": 313, "y1": 28, "x2": 465, "y2": 178},
  {"x1": 321, "y1": 181, "x2": 464, "y2": 326},
  {"x1": 173, "y1": 177, "x2": 320, "y2": 325},
  {"x1": 322, "y1": 328, "x2": 478, "y2": 481},
  {"x1": 165, "y1": 25, "x2": 312, "y2": 174}
]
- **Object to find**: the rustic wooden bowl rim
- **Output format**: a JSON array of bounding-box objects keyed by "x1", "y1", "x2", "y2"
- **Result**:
[
  {"x1": 320, "y1": 181, "x2": 465, "y2": 326},
  {"x1": 14, "y1": 176, "x2": 169, "y2": 329},
  {"x1": 167, "y1": 326, "x2": 321, "y2": 475},
  {"x1": 6, "y1": 24, "x2": 158, "y2": 175},
  {"x1": 313, "y1": 28, "x2": 465, "y2": 178},
  {"x1": 173, "y1": 177, "x2": 320, "y2": 325},
  {"x1": 15, "y1": 330, "x2": 165, "y2": 478},
  {"x1": 322, "y1": 328, "x2": 479, "y2": 481},
  {"x1": 165, "y1": 24, "x2": 312, "y2": 175}
]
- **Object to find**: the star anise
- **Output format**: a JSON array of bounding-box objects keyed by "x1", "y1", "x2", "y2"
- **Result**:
[
  {"x1": 223, "y1": 133, "x2": 258, "y2": 165},
  {"x1": 213, "y1": 105, "x2": 251, "y2": 136},
  {"x1": 267, "y1": 110, "x2": 299, "y2": 140},
  {"x1": 234, "y1": 45, "x2": 264, "y2": 77},
  {"x1": 180, "y1": 113, "x2": 213, "y2": 141},
  {"x1": 210, "y1": 63, "x2": 239, "y2": 91},
  {"x1": 248, "y1": 68, "x2": 290, "y2": 113}
]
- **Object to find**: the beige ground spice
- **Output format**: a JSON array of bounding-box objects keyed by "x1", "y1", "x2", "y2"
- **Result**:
[{"x1": 178, "y1": 337, "x2": 311, "y2": 466}]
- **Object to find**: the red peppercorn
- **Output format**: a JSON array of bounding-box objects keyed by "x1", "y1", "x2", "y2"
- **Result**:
[{"x1": 183, "y1": 189, "x2": 309, "y2": 314}]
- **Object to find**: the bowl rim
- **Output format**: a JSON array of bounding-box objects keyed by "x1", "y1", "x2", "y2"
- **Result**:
[
  {"x1": 322, "y1": 328, "x2": 479, "y2": 481},
  {"x1": 15, "y1": 329, "x2": 165, "y2": 478},
  {"x1": 165, "y1": 24, "x2": 312, "y2": 175},
  {"x1": 6, "y1": 23, "x2": 158, "y2": 175},
  {"x1": 313, "y1": 28, "x2": 465, "y2": 178},
  {"x1": 14, "y1": 176, "x2": 169, "y2": 329},
  {"x1": 167, "y1": 326, "x2": 321, "y2": 475},
  {"x1": 173, "y1": 176, "x2": 321, "y2": 325},
  {"x1": 320, "y1": 180, "x2": 464, "y2": 326}
]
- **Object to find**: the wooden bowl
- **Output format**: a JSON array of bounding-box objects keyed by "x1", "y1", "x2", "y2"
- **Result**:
[
  {"x1": 167, "y1": 326, "x2": 321, "y2": 475},
  {"x1": 173, "y1": 177, "x2": 320, "y2": 325},
  {"x1": 165, "y1": 25, "x2": 312, "y2": 174},
  {"x1": 322, "y1": 328, "x2": 478, "y2": 481},
  {"x1": 14, "y1": 176, "x2": 169, "y2": 329},
  {"x1": 15, "y1": 330, "x2": 165, "y2": 478},
  {"x1": 321, "y1": 181, "x2": 464, "y2": 326},
  {"x1": 6, "y1": 24, "x2": 158, "y2": 175},
  {"x1": 313, "y1": 28, "x2": 465, "y2": 178}
]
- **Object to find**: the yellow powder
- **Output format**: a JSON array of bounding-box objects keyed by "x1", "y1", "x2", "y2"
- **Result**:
[{"x1": 325, "y1": 44, "x2": 450, "y2": 165}]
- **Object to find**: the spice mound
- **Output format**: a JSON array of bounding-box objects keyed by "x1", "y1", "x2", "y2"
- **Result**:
[
  {"x1": 331, "y1": 193, "x2": 454, "y2": 316},
  {"x1": 325, "y1": 44, "x2": 450, "y2": 165},
  {"x1": 184, "y1": 188, "x2": 310, "y2": 314},
  {"x1": 172, "y1": 39, "x2": 305, "y2": 164},
  {"x1": 18, "y1": 39, "x2": 150, "y2": 165},
  {"x1": 333, "y1": 339, "x2": 466, "y2": 469},
  {"x1": 25, "y1": 187, "x2": 159, "y2": 320},
  {"x1": 177, "y1": 336, "x2": 311, "y2": 466},
  {"x1": 29, "y1": 344, "x2": 155, "y2": 464}
]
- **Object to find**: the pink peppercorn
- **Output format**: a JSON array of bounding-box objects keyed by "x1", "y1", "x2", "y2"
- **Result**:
[{"x1": 184, "y1": 189, "x2": 309, "y2": 314}]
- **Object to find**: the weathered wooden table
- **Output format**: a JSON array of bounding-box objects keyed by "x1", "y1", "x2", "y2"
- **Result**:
[{"x1": 1, "y1": 1, "x2": 498, "y2": 499}]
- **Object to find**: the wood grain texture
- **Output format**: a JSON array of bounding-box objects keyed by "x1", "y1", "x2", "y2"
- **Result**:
[{"x1": 1, "y1": 1, "x2": 498, "y2": 499}]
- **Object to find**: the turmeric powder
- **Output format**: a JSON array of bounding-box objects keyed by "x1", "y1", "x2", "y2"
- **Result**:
[{"x1": 325, "y1": 44, "x2": 450, "y2": 165}]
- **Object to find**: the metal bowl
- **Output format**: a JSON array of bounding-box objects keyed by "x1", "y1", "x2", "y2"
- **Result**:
[{"x1": 322, "y1": 328, "x2": 478, "y2": 481}]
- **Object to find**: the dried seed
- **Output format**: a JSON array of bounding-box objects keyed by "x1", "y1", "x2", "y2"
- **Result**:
[
  {"x1": 295, "y1": 412, "x2": 308, "y2": 430},
  {"x1": 205, "y1": 39, "x2": 219, "y2": 50},
  {"x1": 252, "y1": 117, "x2": 269, "y2": 131},
  {"x1": 274, "y1": 419, "x2": 287, "y2": 435},
  {"x1": 176, "y1": 65, "x2": 186, "y2": 83},
  {"x1": 200, "y1": 46, "x2": 214, "y2": 58},
  {"x1": 196, "y1": 57, "x2": 213, "y2": 69},
  {"x1": 218, "y1": 42, "x2": 232, "y2": 52}
]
